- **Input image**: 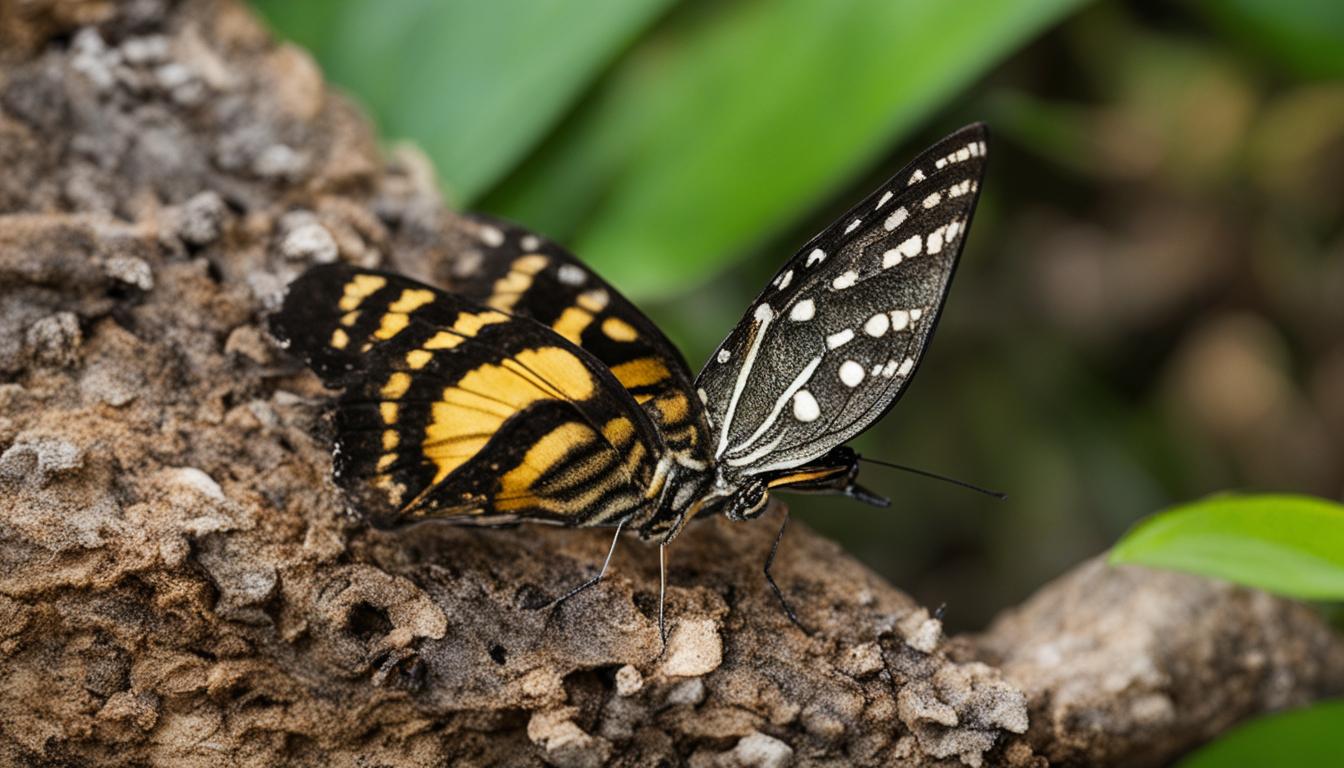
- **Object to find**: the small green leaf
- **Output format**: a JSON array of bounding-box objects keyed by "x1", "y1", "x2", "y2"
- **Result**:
[
  {"x1": 1110, "y1": 494, "x2": 1344, "y2": 600},
  {"x1": 253, "y1": 0, "x2": 675, "y2": 204},
  {"x1": 1176, "y1": 700, "x2": 1344, "y2": 768}
]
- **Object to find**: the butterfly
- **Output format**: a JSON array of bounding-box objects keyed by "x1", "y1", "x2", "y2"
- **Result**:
[{"x1": 270, "y1": 123, "x2": 989, "y2": 636}]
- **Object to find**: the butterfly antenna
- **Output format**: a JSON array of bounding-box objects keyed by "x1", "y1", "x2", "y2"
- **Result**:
[{"x1": 859, "y1": 457, "x2": 1006, "y2": 501}]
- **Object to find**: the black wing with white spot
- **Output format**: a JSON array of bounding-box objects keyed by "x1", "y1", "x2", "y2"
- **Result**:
[
  {"x1": 442, "y1": 213, "x2": 713, "y2": 461},
  {"x1": 694, "y1": 124, "x2": 988, "y2": 476}
]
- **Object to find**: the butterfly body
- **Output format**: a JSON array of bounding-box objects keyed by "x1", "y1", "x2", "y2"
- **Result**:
[{"x1": 271, "y1": 124, "x2": 988, "y2": 560}]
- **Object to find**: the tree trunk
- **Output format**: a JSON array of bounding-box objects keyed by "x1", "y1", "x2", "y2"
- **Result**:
[{"x1": 1, "y1": 2, "x2": 1340, "y2": 766}]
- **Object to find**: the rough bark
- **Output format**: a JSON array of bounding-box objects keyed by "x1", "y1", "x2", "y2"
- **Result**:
[{"x1": 1, "y1": 2, "x2": 1340, "y2": 766}]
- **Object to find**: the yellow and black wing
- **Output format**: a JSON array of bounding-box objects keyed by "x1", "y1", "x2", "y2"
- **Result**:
[
  {"x1": 271, "y1": 264, "x2": 667, "y2": 530},
  {"x1": 440, "y1": 214, "x2": 711, "y2": 462}
]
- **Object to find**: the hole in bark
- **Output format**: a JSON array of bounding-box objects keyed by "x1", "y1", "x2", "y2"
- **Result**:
[
  {"x1": 346, "y1": 601, "x2": 392, "y2": 640},
  {"x1": 488, "y1": 644, "x2": 508, "y2": 665}
]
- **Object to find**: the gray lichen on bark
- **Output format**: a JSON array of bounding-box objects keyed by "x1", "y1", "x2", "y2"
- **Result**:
[{"x1": 1, "y1": 1, "x2": 1341, "y2": 766}]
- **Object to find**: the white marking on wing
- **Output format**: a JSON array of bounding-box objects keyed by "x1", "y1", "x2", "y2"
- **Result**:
[
  {"x1": 715, "y1": 304, "x2": 775, "y2": 459},
  {"x1": 884, "y1": 206, "x2": 908, "y2": 231},
  {"x1": 826, "y1": 329, "x2": 854, "y2": 349},
  {"x1": 839, "y1": 360, "x2": 865, "y2": 387},
  {"x1": 724, "y1": 433, "x2": 786, "y2": 468},
  {"x1": 789, "y1": 298, "x2": 815, "y2": 322},
  {"x1": 864, "y1": 313, "x2": 889, "y2": 337},
  {"x1": 792, "y1": 390, "x2": 820, "y2": 422},
  {"x1": 832, "y1": 271, "x2": 858, "y2": 290},
  {"x1": 557, "y1": 264, "x2": 587, "y2": 285},
  {"x1": 727, "y1": 355, "x2": 822, "y2": 457}
]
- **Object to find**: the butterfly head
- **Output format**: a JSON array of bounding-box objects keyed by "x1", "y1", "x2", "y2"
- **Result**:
[
  {"x1": 717, "y1": 445, "x2": 890, "y2": 522},
  {"x1": 756, "y1": 446, "x2": 890, "y2": 508}
]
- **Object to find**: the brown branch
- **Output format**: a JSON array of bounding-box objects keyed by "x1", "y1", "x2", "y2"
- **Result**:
[{"x1": 1, "y1": 2, "x2": 1340, "y2": 766}]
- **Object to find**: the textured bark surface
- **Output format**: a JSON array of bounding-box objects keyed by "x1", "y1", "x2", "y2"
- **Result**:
[{"x1": 1, "y1": 2, "x2": 1341, "y2": 766}]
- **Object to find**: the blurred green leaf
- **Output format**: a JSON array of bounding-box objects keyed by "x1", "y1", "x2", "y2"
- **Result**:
[
  {"x1": 252, "y1": 0, "x2": 675, "y2": 204},
  {"x1": 1196, "y1": 0, "x2": 1344, "y2": 79},
  {"x1": 1176, "y1": 700, "x2": 1344, "y2": 768},
  {"x1": 1110, "y1": 494, "x2": 1344, "y2": 600},
  {"x1": 486, "y1": 0, "x2": 1089, "y2": 299}
]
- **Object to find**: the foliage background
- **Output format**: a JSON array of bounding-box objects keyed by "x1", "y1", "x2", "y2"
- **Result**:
[{"x1": 251, "y1": 0, "x2": 1344, "y2": 637}]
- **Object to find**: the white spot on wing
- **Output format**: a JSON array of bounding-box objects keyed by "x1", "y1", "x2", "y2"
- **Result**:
[
  {"x1": 807, "y1": 248, "x2": 826, "y2": 266},
  {"x1": 789, "y1": 299, "x2": 815, "y2": 322},
  {"x1": 479, "y1": 225, "x2": 505, "y2": 247},
  {"x1": 832, "y1": 271, "x2": 858, "y2": 290},
  {"x1": 898, "y1": 357, "x2": 914, "y2": 377},
  {"x1": 876, "y1": 190, "x2": 893, "y2": 209},
  {"x1": 908, "y1": 169, "x2": 926, "y2": 185},
  {"x1": 890, "y1": 309, "x2": 910, "y2": 332},
  {"x1": 922, "y1": 192, "x2": 941, "y2": 209},
  {"x1": 926, "y1": 227, "x2": 945, "y2": 255},
  {"x1": 826, "y1": 329, "x2": 854, "y2": 349},
  {"x1": 557, "y1": 264, "x2": 587, "y2": 285},
  {"x1": 864, "y1": 313, "x2": 889, "y2": 337},
  {"x1": 520, "y1": 235, "x2": 541, "y2": 251},
  {"x1": 775, "y1": 269, "x2": 793, "y2": 290},
  {"x1": 839, "y1": 360, "x2": 865, "y2": 387},
  {"x1": 844, "y1": 218, "x2": 862, "y2": 234},
  {"x1": 884, "y1": 206, "x2": 908, "y2": 232},
  {"x1": 792, "y1": 390, "x2": 820, "y2": 422},
  {"x1": 910, "y1": 308, "x2": 924, "y2": 321},
  {"x1": 717, "y1": 349, "x2": 731, "y2": 364},
  {"x1": 697, "y1": 388, "x2": 708, "y2": 405},
  {"x1": 754, "y1": 304, "x2": 774, "y2": 321}
]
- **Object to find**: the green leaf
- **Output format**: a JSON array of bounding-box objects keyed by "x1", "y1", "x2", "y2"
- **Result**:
[
  {"x1": 1176, "y1": 700, "x2": 1344, "y2": 768},
  {"x1": 486, "y1": 0, "x2": 1089, "y2": 299},
  {"x1": 1109, "y1": 494, "x2": 1344, "y2": 600},
  {"x1": 252, "y1": 0, "x2": 676, "y2": 204}
]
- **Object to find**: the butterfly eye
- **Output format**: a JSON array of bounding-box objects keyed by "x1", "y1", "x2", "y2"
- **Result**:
[{"x1": 726, "y1": 481, "x2": 769, "y2": 521}]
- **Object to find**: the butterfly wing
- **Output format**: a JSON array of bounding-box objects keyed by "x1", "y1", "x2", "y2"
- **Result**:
[
  {"x1": 437, "y1": 213, "x2": 713, "y2": 462},
  {"x1": 270, "y1": 264, "x2": 666, "y2": 529},
  {"x1": 694, "y1": 124, "x2": 988, "y2": 476}
]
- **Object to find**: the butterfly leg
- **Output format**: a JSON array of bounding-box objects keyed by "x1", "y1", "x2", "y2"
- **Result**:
[
  {"x1": 541, "y1": 518, "x2": 626, "y2": 611},
  {"x1": 658, "y1": 543, "x2": 668, "y2": 652},
  {"x1": 764, "y1": 508, "x2": 808, "y2": 632}
]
